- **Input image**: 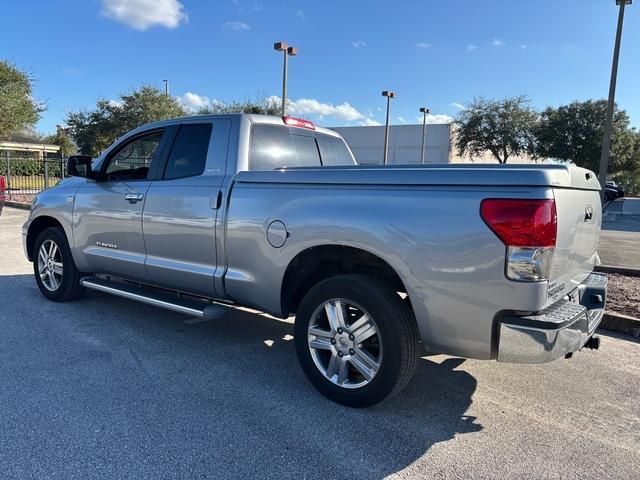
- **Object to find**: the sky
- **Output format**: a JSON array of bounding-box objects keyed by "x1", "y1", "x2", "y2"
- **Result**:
[{"x1": 1, "y1": 0, "x2": 639, "y2": 134}]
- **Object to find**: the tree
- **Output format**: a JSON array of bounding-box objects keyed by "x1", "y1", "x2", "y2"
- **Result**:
[
  {"x1": 611, "y1": 130, "x2": 640, "y2": 196},
  {"x1": 44, "y1": 126, "x2": 77, "y2": 157},
  {"x1": 455, "y1": 96, "x2": 538, "y2": 163},
  {"x1": 0, "y1": 60, "x2": 45, "y2": 138},
  {"x1": 196, "y1": 96, "x2": 280, "y2": 116},
  {"x1": 535, "y1": 100, "x2": 637, "y2": 174},
  {"x1": 66, "y1": 85, "x2": 186, "y2": 156}
]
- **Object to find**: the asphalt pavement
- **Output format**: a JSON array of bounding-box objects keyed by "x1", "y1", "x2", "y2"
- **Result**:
[
  {"x1": 1, "y1": 207, "x2": 639, "y2": 479},
  {"x1": 600, "y1": 198, "x2": 640, "y2": 268}
]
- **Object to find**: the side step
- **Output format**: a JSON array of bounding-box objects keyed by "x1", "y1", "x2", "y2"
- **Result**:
[{"x1": 80, "y1": 277, "x2": 226, "y2": 320}]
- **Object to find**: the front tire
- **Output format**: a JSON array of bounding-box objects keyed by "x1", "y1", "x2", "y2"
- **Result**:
[
  {"x1": 33, "y1": 227, "x2": 84, "y2": 302},
  {"x1": 294, "y1": 274, "x2": 420, "y2": 407}
]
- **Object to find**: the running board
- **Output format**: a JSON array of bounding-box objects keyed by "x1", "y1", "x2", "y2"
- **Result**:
[{"x1": 80, "y1": 277, "x2": 226, "y2": 320}]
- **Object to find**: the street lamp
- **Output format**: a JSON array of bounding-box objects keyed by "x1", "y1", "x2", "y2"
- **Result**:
[
  {"x1": 598, "y1": 0, "x2": 631, "y2": 197},
  {"x1": 382, "y1": 90, "x2": 396, "y2": 165},
  {"x1": 274, "y1": 42, "x2": 298, "y2": 116},
  {"x1": 419, "y1": 107, "x2": 431, "y2": 164},
  {"x1": 163, "y1": 79, "x2": 169, "y2": 96}
]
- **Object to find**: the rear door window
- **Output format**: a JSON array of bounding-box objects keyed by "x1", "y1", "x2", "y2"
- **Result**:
[{"x1": 164, "y1": 124, "x2": 212, "y2": 179}]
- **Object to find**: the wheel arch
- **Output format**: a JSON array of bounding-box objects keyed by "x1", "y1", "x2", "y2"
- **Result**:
[
  {"x1": 280, "y1": 244, "x2": 410, "y2": 317},
  {"x1": 26, "y1": 216, "x2": 65, "y2": 261}
]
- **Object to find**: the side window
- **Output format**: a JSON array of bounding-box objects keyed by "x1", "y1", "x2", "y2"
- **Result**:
[
  {"x1": 104, "y1": 131, "x2": 163, "y2": 181},
  {"x1": 316, "y1": 134, "x2": 355, "y2": 166},
  {"x1": 291, "y1": 135, "x2": 321, "y2": 167},
  {"x1": 164, "y1": 124, "x2": 212, "y2": 179}
]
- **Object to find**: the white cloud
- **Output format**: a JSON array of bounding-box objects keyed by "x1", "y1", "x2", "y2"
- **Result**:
[
  {"x1": 492, "y1": 38, "x2": 504, "y2": 47},
  {"x1": 267, "y1": 95, "x2": 379, "y2": 125},
  {"x1": 360, "y1": 118, "x2": 382, "y2": 126},
  {"x1": 466, "y1": 44, "x2": 478, "y2": 53},
  {"x1": 223, "y1": 21, "x2": 250, "y2": 30},
  {"x1": 397, "y1": 116, "x2": 407, "y2": 123},
  {"x1": 101, "y1": 0, "x2": 187, "y2": 30},
  {"x1": 295, "y1": 9, "x2": 306, "y2": 20},
  {"x1": 415, "y1": 42, "x2": 432, "y2": 49},
  {"x1": 107, "y1": 99, "x2": 124, "y2": 108},
  {"x1": 415, "y1": 114, "x2": 454, "y2": 124},
  {"x1": 178, "y1": 92, "x2": 217, "y2": 110},
  {"x1": 351, "y1": 40, "x2": 367, "y2": 49},
  {"x1": 520, "y1": 44, "x2": 528, "y2": 49},
  {"x1": 289, "y1": 98, "x2": 364, "y2": 122},
  {"x1": 450, "y1": 102, "x2": 465, "y2": 110},
  {"x1": 235, "y1": 2, "x2": 263, "y2": 13}
]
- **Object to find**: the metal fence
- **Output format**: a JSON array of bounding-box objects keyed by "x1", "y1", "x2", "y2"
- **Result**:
[{"x1": 2, "y1": 152, "x2": 67, "y2": 201}]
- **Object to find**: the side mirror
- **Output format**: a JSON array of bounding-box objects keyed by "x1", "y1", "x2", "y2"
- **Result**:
[{"x1": 67, "y1": 155, "x2": 95, "y2": 178}]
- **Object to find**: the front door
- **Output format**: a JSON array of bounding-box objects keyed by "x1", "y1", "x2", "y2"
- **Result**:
[{"x1": 72, "y1": 129, "x2": 167, "y2": 281}]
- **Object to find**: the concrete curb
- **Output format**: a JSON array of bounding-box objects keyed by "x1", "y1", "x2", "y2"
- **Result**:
[
  {"x1": 595, "y1": 265, "x2": 640, "y2": 277},
  {"x1": 599, "y1": 311, "x2": 640, "y2": 338},
  {"x1": 4, "y1": 201, "x2": 31, "y2": 211}
]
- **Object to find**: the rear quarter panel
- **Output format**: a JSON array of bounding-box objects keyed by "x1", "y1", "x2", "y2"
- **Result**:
[{"x1": 224, "y1": 181, "x2": 554, "y2": 359}]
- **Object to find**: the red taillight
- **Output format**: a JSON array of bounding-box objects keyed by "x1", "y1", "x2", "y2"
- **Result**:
[
  {"x1": 283, "y1": 116, "x2": 315, "y2": 130},
  {"x1": 480, "y1": 199, "x2": 557, "y2": 247}
]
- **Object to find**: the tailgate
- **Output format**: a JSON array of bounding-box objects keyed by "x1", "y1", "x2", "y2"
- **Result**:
[{"x1": 547, "y1": 167, "x2": 602, "y2": 304}]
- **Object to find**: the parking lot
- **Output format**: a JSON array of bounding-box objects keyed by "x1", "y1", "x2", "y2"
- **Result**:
[
  {"x1": 600, "y1": 198, "x2": 640, "y2": 267},
  {"x1": 1, "y1": 206, "x2": 639, "y2": 479}
]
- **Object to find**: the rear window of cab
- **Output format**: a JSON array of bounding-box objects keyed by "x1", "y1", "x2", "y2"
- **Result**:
[{"x1": 249, "y1": 124, "x2": 354, "y2": 170}]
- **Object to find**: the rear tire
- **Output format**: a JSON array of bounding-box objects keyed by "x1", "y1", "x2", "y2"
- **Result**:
[
  {"x1": 33, "y1": 227, "x2": 85, "y2": 302},
  {"x1": 294, "y1": 274, "x2": 420, "y2": 407}
]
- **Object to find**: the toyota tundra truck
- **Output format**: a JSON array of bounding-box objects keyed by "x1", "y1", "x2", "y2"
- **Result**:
[{"x1": 23, "y1": 114, "x2": 607, "y2": 407}]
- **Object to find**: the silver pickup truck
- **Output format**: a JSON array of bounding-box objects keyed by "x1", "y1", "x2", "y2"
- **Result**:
[{"x1": 23, "y1": 114, "x2": 607, "y2": 407}]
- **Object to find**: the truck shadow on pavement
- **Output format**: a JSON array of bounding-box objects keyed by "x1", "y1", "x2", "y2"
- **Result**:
[{"x1": 0, "y1": 275, "x2": 482, "y2": 479}]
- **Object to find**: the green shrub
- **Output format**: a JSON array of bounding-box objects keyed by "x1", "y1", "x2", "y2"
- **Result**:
[{"x1": 5, "y1": 157, "x2": 63, "y2": 176}]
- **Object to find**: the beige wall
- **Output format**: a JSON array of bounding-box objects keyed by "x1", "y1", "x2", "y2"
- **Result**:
[{"x1": 332, "y1": 123, "x2": 538, "y2": 165}]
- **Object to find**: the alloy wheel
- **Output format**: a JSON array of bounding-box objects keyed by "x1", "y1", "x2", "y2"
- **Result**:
[
  {"x1": 37, "y1": 239, "x2": 63, "y2": 292},
  {"x1": 307, "y1": 298, "x2": 383, "y2": 389}
]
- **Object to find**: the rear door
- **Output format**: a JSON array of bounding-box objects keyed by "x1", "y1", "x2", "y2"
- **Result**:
[
  {"x1": 142, "y1": 119, "x2": 231, "y2": 297},
  {"x1": 73, "y1": 129, "x2": 167, "y2": 281}
]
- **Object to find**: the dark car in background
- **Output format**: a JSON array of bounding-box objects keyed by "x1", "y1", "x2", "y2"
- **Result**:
[{"x1": 604, "y1": 180, "x2": 625, "y2": 203}]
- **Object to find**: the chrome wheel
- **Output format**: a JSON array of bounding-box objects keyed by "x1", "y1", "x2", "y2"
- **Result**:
[
  {"x1": 37, "y1": 239, "x2": 63, "y2": 292},
  {"x1": 307, "y1": 298, "x2": 383, "y2": 389}
]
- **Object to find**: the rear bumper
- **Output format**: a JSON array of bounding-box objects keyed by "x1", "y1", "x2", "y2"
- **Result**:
[{"x1": 497, "y1": 272, "x2": 607, "y2": 363}]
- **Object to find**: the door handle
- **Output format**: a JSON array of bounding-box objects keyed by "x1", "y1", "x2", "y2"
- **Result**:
[{"x1": 124, "y1": 192, "x2": 144, "y2": 203}]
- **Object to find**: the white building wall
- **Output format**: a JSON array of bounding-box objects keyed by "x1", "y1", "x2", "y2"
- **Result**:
[{"x1": 332, "y1": 124, "x2": 452, "y2": 165}]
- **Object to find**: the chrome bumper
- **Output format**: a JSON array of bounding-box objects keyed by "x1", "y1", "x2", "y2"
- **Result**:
[{"x1": 497, "y1": 272, "x2": 607, "y2": 363}]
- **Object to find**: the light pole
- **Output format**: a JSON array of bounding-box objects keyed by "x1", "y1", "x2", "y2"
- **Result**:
[
  {"x1": 163, "y1": 79, "x2": 169, "y2": 96},
  {"x1": 598, "y1": 0, "x2": 631, "y2": 196},
  {"x1": 419, "y1": 107, "x2": 430, "y2": 164},
  {"x1": 382, "y1": 90, "x2": 396, "y2": 165},
  {"x1": 274, "y1": 42, "x2": 298, "y2": 116}
]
